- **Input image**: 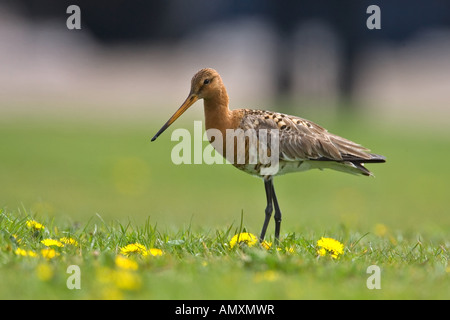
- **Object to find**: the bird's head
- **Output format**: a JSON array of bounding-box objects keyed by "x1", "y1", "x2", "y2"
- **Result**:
[{"x1": 151, "y1": 68, "x2": 222, "y2": 141}]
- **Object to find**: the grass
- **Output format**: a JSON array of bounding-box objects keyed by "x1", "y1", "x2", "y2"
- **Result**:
[
  {"x1": 0, "y1": 114, "x2": 450, "y2": 299},
  {"x1": 0, "y1": 209, "x2": 449, "y2": 299}
]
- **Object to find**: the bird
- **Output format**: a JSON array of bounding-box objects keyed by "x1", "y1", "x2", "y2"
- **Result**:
[{"x1": 151, "y1": 68, "x2": 385, "y2": 242}]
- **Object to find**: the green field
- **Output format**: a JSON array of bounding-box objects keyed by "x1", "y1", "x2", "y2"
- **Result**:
[{"x1": 0, "y1": 114, "x2": 449, "y2": 299}]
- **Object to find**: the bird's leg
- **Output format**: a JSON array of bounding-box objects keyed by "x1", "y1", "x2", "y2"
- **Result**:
[
  {"x1": 271, "y1": 181, "x2": 282, "y2": 242},
  {"x1": 259, "y1": 179, "x2": 273, "y2": 242}
]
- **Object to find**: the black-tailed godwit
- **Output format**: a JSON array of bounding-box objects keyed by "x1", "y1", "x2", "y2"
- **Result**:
[{"x1": 151, "y1": 68, "x2": 385, "y2": 241}]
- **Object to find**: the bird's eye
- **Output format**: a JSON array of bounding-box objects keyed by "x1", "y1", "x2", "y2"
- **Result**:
[{"x1": 203, "y1": 79, "x2": 210, "y2": 85}]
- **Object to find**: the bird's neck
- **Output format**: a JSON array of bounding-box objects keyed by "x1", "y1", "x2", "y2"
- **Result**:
[
  {"x1": 203, "y1": 85, "x2": 246, "y2": 160},
  {"x1": 203, "y1": 85, "x2": 232, "y2": 133}
]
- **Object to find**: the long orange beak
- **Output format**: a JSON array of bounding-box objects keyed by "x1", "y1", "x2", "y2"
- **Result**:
[{"x1": 151, "y1": 94, "x2": 199, "y2": 141}]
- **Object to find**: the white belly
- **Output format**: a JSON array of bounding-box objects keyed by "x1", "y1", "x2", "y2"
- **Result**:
[{"x1": 235, "y1": 159, "x2": 364, "y2": 179}]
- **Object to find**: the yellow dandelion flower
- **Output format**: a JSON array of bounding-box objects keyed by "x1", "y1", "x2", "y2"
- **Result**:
[
  {"x1": 120, "y1": 243, "x2": 148, "y2": 256},
  {"x1": 317, "y1": 237, "x2": 344, "y2": 259},
  {"x1": 15, "y1": 248, "x2": 38, "y2": 257},
  {"x1": 148, "y1": 248, "x2": 163, "y2": 256},
  {"x1": 261, "y1": 241, "x2": 272, "y2": 250},
  {"x1": 374, "y1": 223, "x2": 388, "y2": 237},
  {"x1": 36, "y1": 263, "x2": 53, "y2": 281},
  {"x1": 317, "y1": 247, "x2": 327, "y2": 257},
  {"x1": 97, "y1": 267, "x2": 141, "y2": 291},
  {"x1": 14, "y1": 248, "x2": 27, "y2": 256},
  {"x1": 259, "y1": 241, "x2": 295, "y2": 254},
  {"x1": 115, "y1": 255, "x2": 138, "y2": 271},
  {"x1": 284, "y1": 246, "x2": 295, "y2": 254},
  {"x1": 41, "y1": 248, "x2": 60, "y2": 259},
  {"x1": 41, "y1": 239, "x2": 64, "y2": 247},
  {"x1": 114, "y1": 270, "x2": 141, "y2": 291},
  {"x1": 15, "y1": 248, "x2": 27, "y2": 256},
  {"x1": 28, "y1": 250, "x2": 38, "y2": 257},
  {"x1": 26, "y1": 220, "x2": 45, "y2": 230},
  {"x1": 229, "y1": 232, "x2": 258, "y2": 248},
  {"x1": 60, "y1": 237, "x2": 78, "y2": 246}
]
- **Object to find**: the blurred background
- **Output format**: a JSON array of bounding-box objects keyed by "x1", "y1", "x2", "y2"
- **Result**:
[{"x1": 1, "y1": 0, "x2": 449, "y2": 234}]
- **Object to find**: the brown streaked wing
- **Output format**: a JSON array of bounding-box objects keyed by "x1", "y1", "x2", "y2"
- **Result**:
[{"x1": 239, "y1": 110, "x2": 375, "y2": 162}]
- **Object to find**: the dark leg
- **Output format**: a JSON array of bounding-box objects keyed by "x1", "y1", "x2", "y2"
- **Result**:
[
  {"x1": 271, "y1": 181, "x2": 282, "y2": 242},
  {"x1": 259, "y1": 179, "x2": 273, "y2": 242}
]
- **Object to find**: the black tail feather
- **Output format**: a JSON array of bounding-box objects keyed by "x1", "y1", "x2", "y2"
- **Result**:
[
  {"x1": 316, "y1": 153, "x2": 386, "y2": 163},
  {"x1": 362, "y1": 153, "x2": 386, "y2": 163}
]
